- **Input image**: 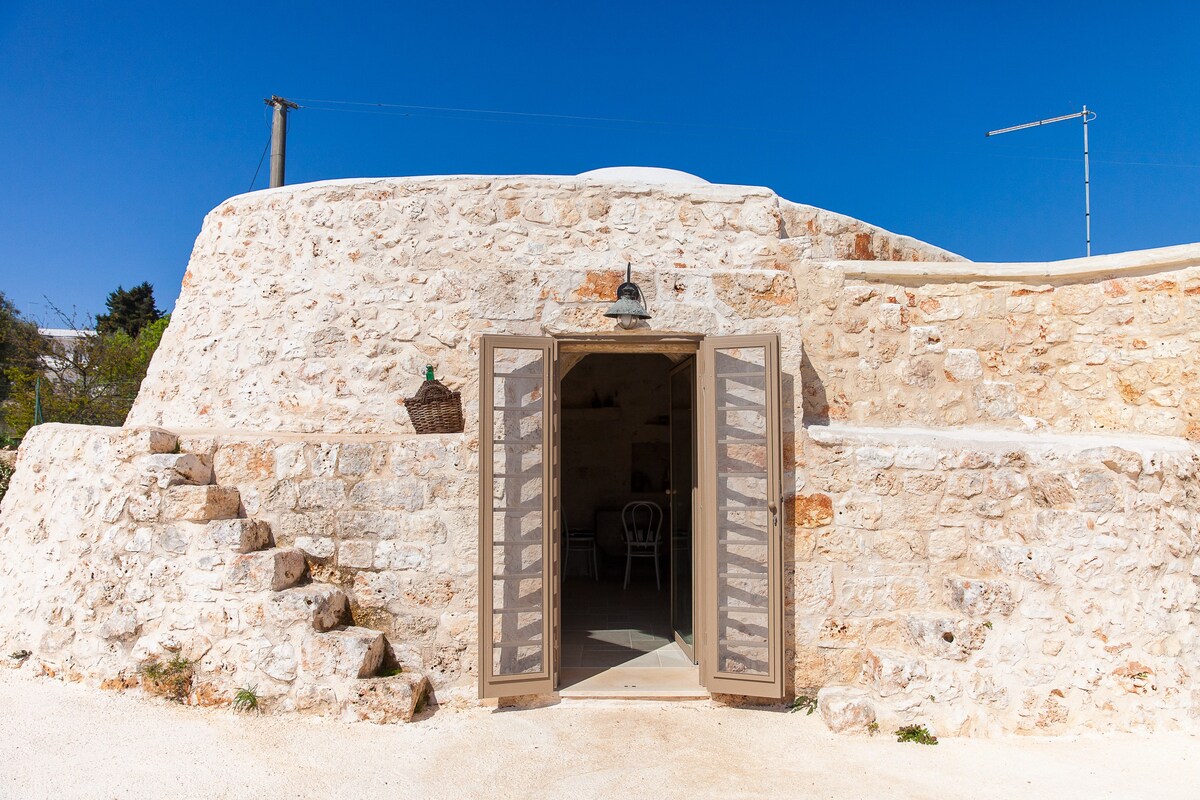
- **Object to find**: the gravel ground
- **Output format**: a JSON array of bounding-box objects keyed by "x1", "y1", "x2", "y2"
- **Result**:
[{"x1": 0, "y1": 668, "x2": 1194, "y2": 800}]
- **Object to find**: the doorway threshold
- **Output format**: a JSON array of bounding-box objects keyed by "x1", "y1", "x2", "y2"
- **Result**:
[{"x1": 558, "y1": 665, "x2": 707, "y2": 700}]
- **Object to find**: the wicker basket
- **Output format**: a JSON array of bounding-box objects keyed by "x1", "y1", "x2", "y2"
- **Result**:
[{"x1": 403, "y1": 377, "x2": 465, "y2": 434}]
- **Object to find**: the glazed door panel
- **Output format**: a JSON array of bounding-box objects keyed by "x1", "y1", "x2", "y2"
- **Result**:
[
  {"x1": 698, "y1": 334, "x2": 784, "y2": 699},
  {"x1": 478, "y1": 335, "x2": 557, "y2": 698},
  {"x1": 669, "y1": 356, "x2": 697, "y2": 662}
]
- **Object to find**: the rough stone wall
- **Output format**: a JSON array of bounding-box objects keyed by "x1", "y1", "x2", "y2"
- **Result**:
[
  {"x1": 795, "y1": 262, "x2": 1200, "y2": 440},
  {"x1": 791, "y1": 426, "x2": 1200, "y2": 735},
  {"x1": 0, "y1": 424, "x2": 428, "y2": 721},
  {"x1": 127, "y1": 177, "x2": 957, "y2": 434}
]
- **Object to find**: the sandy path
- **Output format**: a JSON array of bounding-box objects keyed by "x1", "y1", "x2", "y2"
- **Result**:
[{"x1": 0, "y1": 669, "x2": 1194, "y2": 800}]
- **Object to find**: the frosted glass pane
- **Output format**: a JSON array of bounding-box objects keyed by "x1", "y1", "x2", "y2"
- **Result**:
[
  {"x1": 713, "y1": 345, "x2": 771, "y2": 676},
  {"x1": 489, "y1": 346, "x2": 546, "y2": 677}
]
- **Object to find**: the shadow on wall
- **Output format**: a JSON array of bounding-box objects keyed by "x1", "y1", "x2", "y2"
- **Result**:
[{"x1": 800, "y1": 349, "x2": 829, "y2": 426}]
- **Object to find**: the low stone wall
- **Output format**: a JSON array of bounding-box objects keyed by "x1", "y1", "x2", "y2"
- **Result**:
[
  {"x1": 0, "y1": 424, "x2": 427, "y2": 722},
  {"x1": 796, "y1": 257, "x2": 1200, "y2": 440},
  {"x1": 3, "y1": 420, "x2": 1195, "y2": 734},
  {"x1": 791, "y1": 425, "x2": 1200, "y2": 735}
]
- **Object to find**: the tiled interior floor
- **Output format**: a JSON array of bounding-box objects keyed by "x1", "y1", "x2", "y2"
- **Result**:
[{"x1": 559, "y1": 568, "x2": 703, "y2": 696}]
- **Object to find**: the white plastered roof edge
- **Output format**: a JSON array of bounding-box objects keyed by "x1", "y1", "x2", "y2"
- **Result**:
[
  {"x1": 217, "y1": 174, "x2": 775, "y2": 207},
  {"x1": 830, "y1": 241, "x2": 1200, "y2": 281},
  {"x1": 807, "y1": 422, "x2": 1198, "y2": 456}
]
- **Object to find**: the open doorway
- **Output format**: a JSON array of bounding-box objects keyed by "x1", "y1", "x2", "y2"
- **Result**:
[{"x1": 558, "y1": 352, "x2": 701, "y2": 696}]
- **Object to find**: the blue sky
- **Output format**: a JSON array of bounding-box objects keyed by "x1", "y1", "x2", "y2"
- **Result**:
[{"x1": 2, "y1": 1, "x2": 1199, "y2": 321}]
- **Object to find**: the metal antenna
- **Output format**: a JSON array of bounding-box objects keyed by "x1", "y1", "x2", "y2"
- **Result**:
[{"x1": 986, "y1": 106, "x2": 1097, "y2": 256}]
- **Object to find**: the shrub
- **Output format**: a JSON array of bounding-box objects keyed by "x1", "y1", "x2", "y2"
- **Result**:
[
  {"x1": 895, "y1": 724, "x2": 939, "y2": 745},
  {"x1": 140, "y1": 656, "x2": 193, "y2": 702},
  {"x1": 0, "y1": 460, "x2": 12, "y2": 504}
]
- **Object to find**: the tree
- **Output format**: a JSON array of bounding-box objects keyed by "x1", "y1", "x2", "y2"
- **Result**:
[
  {"x1": 0, "y1": 292, "x2": 48, "y2": 407},
  {"x1": 2, "y1": 312, "x2": 169, "y2": 439},
  {"x1": 95, "y1": 282, "x2": 163, "y2": 338}
]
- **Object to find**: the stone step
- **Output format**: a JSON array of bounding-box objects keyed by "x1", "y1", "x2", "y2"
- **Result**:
[
  {"x1": 226, "y1": 547, "x2": 307, "y2": 592},
  {"x1": 300, "y1": 626, "x2": 386, "y2": 680},
  {"x1": 163, "y1": 485, "x2": 240, "y2": 521},
  {"x1": 135, "y1": 453, "x2": 213, "y2": 489},
  {"x1": 204, "y1": 519, "x2": 272, "y2": 554},
  {"x1": 343, "y1": 673, "x2": 430, "y2": 724},
  {"x1": 268, "y1": 584, "x2": 349, "y2": 632}
]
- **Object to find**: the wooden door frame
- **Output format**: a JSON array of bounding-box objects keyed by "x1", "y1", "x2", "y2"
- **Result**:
[
  {"x1": 697, "y1": 333, "x2": 784, "y2": 699},
  {"x1": 478, "y1": 335, "x2": 557, "y2": 699}
]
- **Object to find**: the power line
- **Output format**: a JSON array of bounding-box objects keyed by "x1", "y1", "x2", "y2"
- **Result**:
[
  {"x1": 291, "y1": 96, "x2": 781, "y2": 134},
  {"x1": 248, "y1": 130, "x2": 271, "y2": 192}
]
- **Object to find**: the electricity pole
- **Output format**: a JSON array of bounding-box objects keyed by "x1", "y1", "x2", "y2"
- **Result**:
[
  {"x1": 986, "y1": 106, "x2": 1097, "y2": 257},
  {"x1": 264, "y1": 95, "x2": 299, "y2": 188}
]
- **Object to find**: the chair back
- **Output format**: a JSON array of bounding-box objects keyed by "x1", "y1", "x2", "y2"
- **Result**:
[{"x1": 621, "y1": 501, "x2": 663, "y2": 545}]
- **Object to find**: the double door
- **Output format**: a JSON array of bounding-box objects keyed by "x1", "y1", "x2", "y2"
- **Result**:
[{"x1": 478, "y1": 334, "x2": 784, "y2": 699}]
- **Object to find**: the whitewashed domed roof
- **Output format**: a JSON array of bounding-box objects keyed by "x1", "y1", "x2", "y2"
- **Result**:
[{"x1": 576, "y1": 166, "x2": 710, "y2": 185}]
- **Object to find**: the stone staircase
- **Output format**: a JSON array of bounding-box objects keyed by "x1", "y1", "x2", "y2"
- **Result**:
[{"x1": 140, "y1": 448, "x2": 425, "y2": 722}]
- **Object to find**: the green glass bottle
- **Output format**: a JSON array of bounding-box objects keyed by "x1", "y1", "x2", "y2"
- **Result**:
[{"x1": 425, "y1": 365, "x2": 435, "y2": 381}]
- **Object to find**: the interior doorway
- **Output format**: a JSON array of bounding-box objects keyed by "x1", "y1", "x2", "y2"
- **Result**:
[
  {"x1": 478, "y1": 332, "x2": 784, "y2": 701},
  {"x1": 558, "y1": 351, "x2": 701, "y2": 696}
]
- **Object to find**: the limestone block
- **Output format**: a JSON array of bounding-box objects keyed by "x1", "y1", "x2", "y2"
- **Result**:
[
  {"x1": 863, "y1": 649, "x2": 929, "y2": 697},
  {"x1": 817, "y1": 687, "x2": 876, "y2": 734},
  {"x1": 226, "y1": 548, "x2": 307, "y2": 592},
  {"x1": 973, "y1": 544, "x2": 1056, "y2": 584},
  {"x1": 1030, "y1": 472, "x2": 1074, "y2": 508},
  {"x1": 204, "y1": 519, "x2": 272, "y2": 553},
  {"x1": 300, "y1": 627, "x2": 385, "y2": 679},
  {"x1": 343, "y1": 673, "x2": 428, "y2": 724},
  {"x1": 136, "y1": 453, "x2": 213, "y2": 488},
  {"x1": 269, "y1": 584, "x2": 348, "y2": 631},
  {"x1": 943, "y1": 348, "x2": 983, "y2": 382},
  {"x1": 115, "y1": 427, "x2": 177, "y2": 459},
  {"x1": 945, "y1": 577, "x2": 1014, "y2": 617},
  {"x1": 295, "y1": 536, "x2": 336, "y2": 560},
  {"x1": 909, "y1": 326, "x2": 944, "y2": 355},
  {"x1": 338, "y1": 540, "x2": 375, "y2": 569},
  {"x1": 98, "y1": 602, "x2": 140, "y2": 641},
  {"x1": 163, "y1": 485, "x2": 240, "y2": 521},
  {"x1": 973, "y1": 382, "x2": 1018, "y2": 419},
  {"x1": 297, "y1": 478, "x2": 347, "y2": 510},
  {"x1": 837, "y1": 576, "x2": 931, "y2": 617},
  {"x1": 905, "y1": 615, "x2": 989, "y2": 661},
  {"x1": 348, "y1": 479, "x2": 425, "y2": 511},
  {"x1": 895, "y1": 446, "x2": 938, "y2": 471},
  {"x1": 835, "y1": 491, "x2": 883, "y2": 530},
  {"x1": 262, "y1": 643, "x2": 298, "y2": 681}
]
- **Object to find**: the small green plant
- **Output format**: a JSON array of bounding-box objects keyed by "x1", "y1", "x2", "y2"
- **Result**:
[
  {"x1": 140, "y1": 655, "x2": 193, "y2": 702},
  {"x1": 232, "y1": 685, "x2": 260, "y2": 713},
  {"x1": 1131, "y1": 671, "x2": 1150, "y2": 681},
  {"x1": 787, "y1": 694, "x2": 818, "y2": 715},
  {"x1": 983, "y1": 621, "x2": 993, "y2": 629},
  {"x1": 8, "y1": 649, "x2": 31, "y2": 662},
  {"x1": 895, "y1": 724, "x2": 939, "y2": 745},
  {"x1": 867, "y1": 721, "x2": 880, "y2": 735},
  {"x1": 377, "y1": 666, "x2": 404, "y2": 677}
]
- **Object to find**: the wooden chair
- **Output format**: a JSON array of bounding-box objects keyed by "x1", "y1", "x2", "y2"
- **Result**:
[{"x1": 621, "y1": 501, "x2": 664, "y2": 590}]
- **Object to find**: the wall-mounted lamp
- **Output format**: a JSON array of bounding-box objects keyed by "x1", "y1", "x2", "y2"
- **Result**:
[{"x1": 603, "y1": 263, "x2": 651, "y2": 330}]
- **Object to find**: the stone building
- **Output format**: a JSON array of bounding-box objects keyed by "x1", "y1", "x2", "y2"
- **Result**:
[{"x1": 0, "y1": 167, "x2": 1197, "y2": 734}]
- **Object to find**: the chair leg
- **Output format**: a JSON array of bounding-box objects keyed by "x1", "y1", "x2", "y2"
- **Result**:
[
  {"x1": 591, "y1": 545, "x2": 599, "y2": 582},
  {"x1": 624, "y1": 550, "x2": 631, "y2": 590},
  {"x1": 654, "y1": 549, "x2": 661, "y2": 591}
]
